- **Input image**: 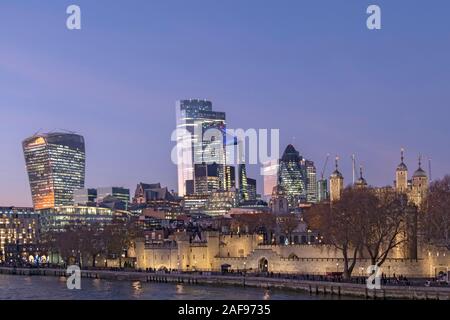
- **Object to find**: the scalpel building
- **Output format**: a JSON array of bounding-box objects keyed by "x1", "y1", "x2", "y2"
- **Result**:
[{"x1": 22, "y1": 132, "x2": 86, "y2": 210}]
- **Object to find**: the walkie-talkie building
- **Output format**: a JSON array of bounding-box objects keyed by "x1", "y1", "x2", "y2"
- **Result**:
[{"x1": 22, "y1": 132, "x2": 86, "y2": 210}]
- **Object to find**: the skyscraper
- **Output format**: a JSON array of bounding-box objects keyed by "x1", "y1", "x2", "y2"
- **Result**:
[
  {"x1": 175, "y1": 99, "x2": 226, "y2": 196},
  {"x1": 238, "y1": 164, "x2": 249, "y2": 201},
  {"x1": 238, "y1": 163, "x2": 257, "y2": 202},
  {"x1": 224, "y1": 165, "x2": 236, "y2": 191},
  {"x1": 317, "y1": 179, "x2": 328, "y2": 202},
  {"x1": 246, "y1": 178, "x2": 257, "y2": 201},
  {"x1": 302, "y1": 159, "x2": 318, "y2": 203},
  {"x1": 262, "y1": 160, "x2": 279, "y2": 199},
  {"x1": 193, "y1": 163, "x2": 221, "y2": 194},
  {"x1": 22, "y1": 132, "x2": 86, "y2": 210},
  {"x1": 278, "y1": 145, "x2": 306, "y2": 209}
]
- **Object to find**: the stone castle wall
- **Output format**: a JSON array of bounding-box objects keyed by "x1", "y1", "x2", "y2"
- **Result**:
[{"x1": 135, "y1": 233, "x2": 449, "y2": 278}]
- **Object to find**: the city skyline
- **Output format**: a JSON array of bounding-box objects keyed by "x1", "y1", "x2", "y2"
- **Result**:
[{"x1": 1, "y1": 0, "x2": 450, "y2": 206}]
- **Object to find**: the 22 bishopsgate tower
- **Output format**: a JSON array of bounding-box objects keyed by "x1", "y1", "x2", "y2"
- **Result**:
[
  {"x1": 175, "y1": 99, "x2": 227, "y2": 196},
  {"x1": 22, "y1": 132, "x2": 86, "y2": 210}
]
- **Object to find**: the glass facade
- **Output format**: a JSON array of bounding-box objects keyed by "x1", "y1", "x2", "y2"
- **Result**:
[
  {"x1": 176, "y1": 99, "x2": 226, "y2": 196},
  {"x1": 262, "y1": 160, "x2": 279, "y2": 198},
  {"x1": 73, "y1": 188, "x2": 97, "y2": 205},
  {"x1": 238, "y1": 164, "x2": 249, "y2": 201},
  {"x1": 317, "y1": 179, "x2": 329, "y2": 202},
  {"x1": 22, "y1": 133, "x2": 86, "y2": 210},
  {"x1": 278, "y1": 145, "x2": 306, "y2": 209},
  {"x1": 0, "y1": 207, "x2": 40, "y2": 262},
  {"x1": 238, "y1": 164, "x2": 257, "y2": 202},
  {"x1": 302, "y1": 159, "x2": 318, "y2": 203},
  {"x1": 246, "y1": 178, "x2": 257, "y2": 201},
  {"x1": 97, "y1": 187, "x2": 130, "y2": 204},
  {"x1": 38, "y1": 206, "x2": 128, "y2": 233}
]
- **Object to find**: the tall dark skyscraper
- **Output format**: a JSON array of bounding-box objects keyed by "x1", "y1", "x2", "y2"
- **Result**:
[
  {"x1": 278, "y1": 145, "x2": 306, "y2": 209},
  {"x1": 22, "y1": 132, "x2": 86, "y2": 210},
  {"x1": 238, "y1": 164, "x2": 257, "y2": 202}
]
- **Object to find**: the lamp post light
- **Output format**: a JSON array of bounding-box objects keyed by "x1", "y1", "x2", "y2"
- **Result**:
[{"x1": 336, "y1": 263, "x2": 339, "y2": 273}]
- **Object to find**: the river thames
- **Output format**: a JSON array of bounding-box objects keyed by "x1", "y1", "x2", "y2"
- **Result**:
[{"x1": 0, "y1": 274, "x2": 340, "y2": 300}]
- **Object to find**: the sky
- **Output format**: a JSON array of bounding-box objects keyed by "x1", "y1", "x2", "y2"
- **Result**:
[{"x1": 1, "y1": 0, "x2": 450, "y2": 206}]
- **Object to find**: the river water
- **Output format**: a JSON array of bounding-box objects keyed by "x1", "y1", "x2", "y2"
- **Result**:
[{"x1": 0, "y1": 274, "x2": 336, "y2": 300}]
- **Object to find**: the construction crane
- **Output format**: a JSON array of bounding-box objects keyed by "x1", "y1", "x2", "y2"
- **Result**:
[{"x1": 321, "y1": 153, "x2": 330, "y2": 180}]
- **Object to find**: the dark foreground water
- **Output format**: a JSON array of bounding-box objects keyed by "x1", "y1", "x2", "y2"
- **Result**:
[{"x1": 0, "y1": 274, "x2": 337, "y2": 300}]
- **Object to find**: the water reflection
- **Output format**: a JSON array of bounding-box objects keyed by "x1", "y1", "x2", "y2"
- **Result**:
[
  {"x1": 132, "y1": 281, "x2": 143, "y2": 298},
  {"x1": 176, "y1": 284, "x2": 185, "y2": 295},
  {"x1": 0, "y1": 274, "x2": 331, "y2": 300}
]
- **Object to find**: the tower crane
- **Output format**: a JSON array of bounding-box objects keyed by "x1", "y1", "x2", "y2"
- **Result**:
[{"x1": 321, "y1": 154, "x2": 330, "y2": 180}]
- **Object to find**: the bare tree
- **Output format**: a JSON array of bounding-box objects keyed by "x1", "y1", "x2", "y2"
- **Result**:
[
  {"x1": 422, "y1": 175, "x2": 450, "y2": 249},
  {"x1": 79, "y1": 226, "x2": 105, "y2": 268},
  {"x1": 305, "y1": 188, "x2": 366, "y2": 279},
  {"x1": 360, "y1": 188, "x2": 407, "y2": 267},
  {"x1": 277, "y1": 214, "x2": 300, "y2": 244},
  {"x1": 54, "y1": 227, "x2": 83, "y2": 266},
  {"x1": 103, "y1": 218, "x2": 141, "y2": 267}
]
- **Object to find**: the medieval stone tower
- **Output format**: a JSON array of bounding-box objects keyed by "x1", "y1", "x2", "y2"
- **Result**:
[
  {"x1": 355, "y1": 166, "x2": 368, "y2": 189},
  {"x1": 393, "y1": 149, "x2": 428, "y2": 260},
  {"x1": 329, "y1": 156, "x2": 344, "y2": 202},
  {"x1": 410, "y1": 156, "x2": 428, "y2": 208},
  {"x1": 395, "y1": 148, "x2": 409, "y2": 193}
]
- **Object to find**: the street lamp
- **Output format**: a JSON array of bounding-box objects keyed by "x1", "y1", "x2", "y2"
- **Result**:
[{"x1": 336, "y1": 263, "x2": 339, "y2": 273}]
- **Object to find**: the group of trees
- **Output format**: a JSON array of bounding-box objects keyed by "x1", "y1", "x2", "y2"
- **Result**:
[
  {"x1": 305, "y1": 187, "x2": 409, "y2": 279},
  {"x1": 421, "y1": 175, "x2": 450, "y2": 250},
  {"x1": 42, "y1": 218, "x2": 142, "y2": 268},
  {"x1": 305, "y1": 175, "x2": 450, "y2": 279}
]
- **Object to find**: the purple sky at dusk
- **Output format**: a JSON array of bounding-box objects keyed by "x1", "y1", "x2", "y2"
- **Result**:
[{"x1": 1, "y1": 0, "x2": 449, "y2": 206}]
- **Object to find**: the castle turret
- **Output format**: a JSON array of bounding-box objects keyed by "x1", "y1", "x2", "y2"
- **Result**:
[
  {"x1": 355, "y1": 166, "x2": 368, "y2": 189},
  {"x1": 410, "y1": 155, "x2": 428, "y2": 208},
  {"x1": 395, "y1": 148, "x2": 408, "y2": 193},
  {"x1": 330, "y1": 156, "x2": 344, "y2": 202}
]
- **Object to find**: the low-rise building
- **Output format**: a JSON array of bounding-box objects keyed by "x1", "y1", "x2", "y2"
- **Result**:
[
  {"x1": 0, "y1": 207, "x2": 40, "y2": 262},
  {"x1": 37, "y1": 205, "x2": 129, "y2": 233}
]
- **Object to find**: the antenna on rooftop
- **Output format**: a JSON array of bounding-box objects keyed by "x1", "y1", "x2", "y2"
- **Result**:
[
  {"x1": 428, "y1": 157, "x2": 432, "y2": 182},
  {"x1": 351, "y1": 154, "x2": 356, "y2": 184}
]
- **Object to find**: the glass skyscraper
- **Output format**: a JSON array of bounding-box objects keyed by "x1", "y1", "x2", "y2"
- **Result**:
[
  {"x1": 175, "y1": 99, "x2": 227, "y2": 196},
  {"x1": 302, "y1": 159, "x2": 318, "y2": 203},
  {"x1": 22, "y1": 133, "x2": 86, "y2": 210},
  {"x1": 278, "y1": 145, "x2": 306, "y2": 209},
  {"x1": 238, "y1": 164, "x2": 249, "y2": 201}
]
